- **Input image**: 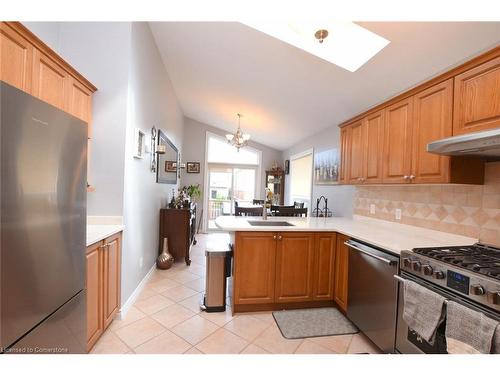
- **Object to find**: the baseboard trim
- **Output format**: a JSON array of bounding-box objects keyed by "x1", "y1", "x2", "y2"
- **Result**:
[{"x1": 118, "y1": 263, "x2": 156, "y2": 319}]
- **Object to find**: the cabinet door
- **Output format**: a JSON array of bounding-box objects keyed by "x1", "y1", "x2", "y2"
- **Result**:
[
  {"x1": 275, "y1": 232, "x2": 315, "y2": 303},
  {"x1": 334, "y1": 234, "x2": 350, "y2": 312},
  {"x1": 364, "y1": 110, "x2": 385, "y2": 183},
  {"x1": 86, "y1": 241, "x2": 103, "y2": 352},
  {"x1": 412, "y1": 79, "x2": 453, "y2": 183},
  {"x1": 348, "y1": 120, "x2": 366, "y2": 184},
  {"x1": 0, "y1": 23, "x2": 33, "y2": 92},
  {"x1": 453, "y1": 56, "x2": 500, "y2": 135},
  {"x1": 32, "y1": 49, "x2": 70, "y2": 110},
  {"x1": 383, "y1": 97, "x2": 413, "y2": 183},
  {"x1": 312, "y1": 233, "x2": 337, "y2": 301},
  {"x1": 67, "y1": 76, "x2": 93, "y2": 125},
  {"x1": 339, "y1": 126, "x2": 350, "y2": 183},
  {"x1": 103, "y1": 233, "x2": 121, "y2": 329},
  {"x1": 234, "y1": 232, "x2": 277, "y2": 305}
]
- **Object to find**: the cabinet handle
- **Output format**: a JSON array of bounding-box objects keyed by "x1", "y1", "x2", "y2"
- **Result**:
[
  {"x1": 403, "y1": 175, "x2": 409, "y2": 180},
  {"x1": 278, "y1": 235, "x2": 282, "y2": 240},
  {"x1": 409, "y1": 175, "x2": 415, "y2": 180},
  {"x1": 273, "y1": 235, "x2": 277, "y2": 240}
]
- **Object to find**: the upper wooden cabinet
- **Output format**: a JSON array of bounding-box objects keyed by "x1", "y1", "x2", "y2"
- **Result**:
[
  {"x1": 339, "y1": 127, "x2": 350, "y2": 184},
  {"x1": 67, "y1": 77, "x2": 93, "y2": 132},
  {"x1": 411, "y1": 79, "x2": 453, "y2": 183},
  {"x1": 364, "y1": 110, "x2": 385, "y2": 183},
  {"x1": 382, "y1": 97, "x2": 414, "y2": 184},
  {"x1": 453, "y1": 55, "x2": 500, "y2": 135},
  {"x1": 0, "y1": 23, "x2": 33, "y2": 92},
  {"x1": 32, "y1": 49, "x2": 71, "y2": 110},
  {"x1": 340, "y1": 81, "x2": 485, "y2": 185},
  {"x1": 348, "y1": 120, "x2": 366, "y2": 183},
  {"x1": 0, "y1": 22, "x2": 96, "y2": 125},
  {"x1": 339, "y1": 47, "x2": 500, "y2": 185}
]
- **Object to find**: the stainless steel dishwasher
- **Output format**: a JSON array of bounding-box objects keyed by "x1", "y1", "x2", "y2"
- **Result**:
[{"x1": 345, "y1": 239, "x2": 399, "y2": 353}]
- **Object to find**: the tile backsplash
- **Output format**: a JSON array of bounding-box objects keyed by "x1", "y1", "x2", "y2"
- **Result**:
[{"x1": 354, "y1": 162, "x2": 500, "y2": 246}]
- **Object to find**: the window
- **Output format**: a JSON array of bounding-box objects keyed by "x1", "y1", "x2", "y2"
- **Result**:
[
  {"x1": 290, "y1": 151, "x2": 313, "y2": 208},
  {"x1": 207, "y1": 135, "x2": 259, "y2": 165}
]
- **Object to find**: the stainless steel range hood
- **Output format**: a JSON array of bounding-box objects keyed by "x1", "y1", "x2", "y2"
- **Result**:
[{"x1": 427, "y1": 128, "x2": 500, "y2": 160}]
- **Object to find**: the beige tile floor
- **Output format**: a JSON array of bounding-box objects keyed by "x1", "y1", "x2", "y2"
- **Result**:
[{"x1": 91, "y1": 233, "x2": 382, "y2": 354}]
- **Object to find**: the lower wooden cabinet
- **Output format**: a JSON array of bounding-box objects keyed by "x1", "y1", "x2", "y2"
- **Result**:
[
  {"x1": 334, "y1": 234, "x2": 350, "y2": 312},
  {"x1": 313, "y1": 233, "x2": 337, "y2": 301},
  {"x1": 233, "y1": 232, "x2": 276, "y2": 305},
  {"x1": 86, "y1": 232, "x2": 122, "y2": 352},
  {"x1": 233, "y1": 231, "x2": 340, "y2": 310},
  {"x1": 275, "y1": 233, "x2": 315, "y2": 303}
]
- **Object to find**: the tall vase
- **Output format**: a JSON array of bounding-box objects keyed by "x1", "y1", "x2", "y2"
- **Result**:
[{"x1": 157, "y1": 238, "x2": 174, "y2": 270}]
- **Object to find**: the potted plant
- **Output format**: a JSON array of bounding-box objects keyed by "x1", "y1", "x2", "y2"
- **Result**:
[{"x1": 185, "y1": 184, "x2": 201, "y2": 203}]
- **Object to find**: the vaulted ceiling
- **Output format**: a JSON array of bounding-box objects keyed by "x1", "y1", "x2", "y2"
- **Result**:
[{"x1": 150, "y1": 22, "x2": 500, "y2": 150}]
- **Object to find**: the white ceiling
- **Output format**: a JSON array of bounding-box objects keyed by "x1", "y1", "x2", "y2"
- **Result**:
[{"x1": 149, "y1": 22, "x2": 500, "y2": 151}]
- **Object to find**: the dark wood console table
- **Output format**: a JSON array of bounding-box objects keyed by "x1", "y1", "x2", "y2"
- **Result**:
[{"x1": 159, "y1": 203, "x2": 197, "y2": 265}]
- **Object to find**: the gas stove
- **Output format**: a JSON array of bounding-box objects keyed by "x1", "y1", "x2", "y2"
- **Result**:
[{"x1": 400, "y1": 243, "x2": 500, "y2": 313}]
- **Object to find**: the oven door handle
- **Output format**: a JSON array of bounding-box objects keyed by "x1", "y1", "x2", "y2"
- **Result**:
[
  {"x1": 344, "y1": 241, "x2": 396, "y2": 265},
  {"x1": 394, "y1": 275, "x2": 405, "y2": 283}
]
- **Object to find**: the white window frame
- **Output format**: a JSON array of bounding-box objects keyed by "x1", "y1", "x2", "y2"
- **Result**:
[
  {"x1": 289, "y1": 148, "x2": 314, "y2": 214},
  {"x1": 202, "y1": 131, "x2": 262, "y2": 232}
]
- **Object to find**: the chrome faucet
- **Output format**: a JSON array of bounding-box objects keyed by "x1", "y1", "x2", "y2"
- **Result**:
[{"x1": 263, "y1": 188, "x2": 270, "y2": 220}]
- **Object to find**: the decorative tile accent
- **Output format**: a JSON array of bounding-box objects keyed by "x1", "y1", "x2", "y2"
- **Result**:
[{"x1": 354, "y1": 162, "x2": 500, "y2": 246}]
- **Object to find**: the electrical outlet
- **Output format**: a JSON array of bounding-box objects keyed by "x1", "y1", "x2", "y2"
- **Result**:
[
  {"x1": 395, "y1": 208, "x2": 402, "y2": 221},
  {"x1": 139, "y1": 256, "x2": 144, "y2": 268},
  {"x1": 369, "y1": 204, "x2": 376, "y2": 215}
]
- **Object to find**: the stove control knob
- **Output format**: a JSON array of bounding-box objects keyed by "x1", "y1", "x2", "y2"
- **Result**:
[
  {"x1": 422, "y1": 265, "x2": 433, "y2": 276},
  {"x1": 470, "y1": 284, "x2": 486, "y2": 296},
  {"x1": 402, "y1": 258, "x2": 412, "y2": 268},
  {"x1": 433, "y1": 271, "x2": 445, "y2": 280},
  {"x1": 411, "y1": 261, "x2": 421, "y2": 272},
  {"x1": 486, "y1": 291, "x2": 500, "y2": 305}
]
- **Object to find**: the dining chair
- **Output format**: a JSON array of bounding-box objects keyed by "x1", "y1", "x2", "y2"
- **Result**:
[
  {"x1": 294, "y1": 201, "x2": 305, "y2": 208},
  {"x1": 252, "y1": 199, "x2": 264, "y2": 205},
  {"x1": 235, "y1": 206, "x2": 263, "y2": 216},
  {"x1": 270, "y1": 205, "x2": 294, "y2": 215},
  {"x1": 273, "y1": 207, "x2": 308, "y2": 217}
]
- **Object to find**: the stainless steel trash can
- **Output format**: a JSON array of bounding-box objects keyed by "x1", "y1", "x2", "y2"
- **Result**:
[{"x1": 201, "y1": 244, "x2": 232, "y2": 312}]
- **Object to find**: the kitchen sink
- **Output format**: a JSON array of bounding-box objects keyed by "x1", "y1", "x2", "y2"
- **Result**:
[{"x1": 247, "y1": 220, "x2": 294, "y2": 226}]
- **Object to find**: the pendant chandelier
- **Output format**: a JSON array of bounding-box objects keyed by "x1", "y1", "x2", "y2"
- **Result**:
[{"x1": 225, "y1": 113, "x2": 250, "y2": 151}]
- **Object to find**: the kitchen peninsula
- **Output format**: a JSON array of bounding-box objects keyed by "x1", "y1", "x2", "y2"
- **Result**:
[{"x1": 215, "y1": 215, "x2": 476, "y2": 313}]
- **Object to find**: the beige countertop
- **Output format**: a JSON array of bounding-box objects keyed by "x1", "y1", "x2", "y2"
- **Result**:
[
  {"x1": 215, "y1": 215, "x2": 477, "y2": 255},
  {"x1": 87, "y1": 224, "x2": 124, "y2": 246}
]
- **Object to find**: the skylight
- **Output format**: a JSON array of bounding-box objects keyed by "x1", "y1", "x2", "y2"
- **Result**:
[{"x1": 243, "y1": 22, "x2": 390, "y2": 72}]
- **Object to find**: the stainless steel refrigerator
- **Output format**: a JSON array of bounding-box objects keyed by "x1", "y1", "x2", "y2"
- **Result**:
[{"x1": 0, "y1": 82, "x2": 87, "y2": 354}]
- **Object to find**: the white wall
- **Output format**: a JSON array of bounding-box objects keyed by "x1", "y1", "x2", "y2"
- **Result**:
[
  {"x1": 23, "y1": 22, "x2": 185, "y2": 305},
  {"x1": 22, "y1": 22, "x2": 61, "y2": 51},
  {"x1": 283, "y1": 126, "x2": 355, "y2": 218},
  {"x1": 181, "y1": 117, "x2": 282, "y2": 202},
  {"x1": 57, "y1": 23, "x2": 132, "y2": 216},
  {"x1": 121, "y1": 22, "x2": 184, "y2": 301}
]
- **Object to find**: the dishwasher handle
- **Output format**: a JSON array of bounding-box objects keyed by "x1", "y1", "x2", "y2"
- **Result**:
[{"x1": 344, "y1": 241, "x2": 396, "y2": 266}]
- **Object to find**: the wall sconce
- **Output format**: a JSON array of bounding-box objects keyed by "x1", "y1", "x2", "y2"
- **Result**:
[
  {"x1": 151, "y1": 126, "x2": 168, "y2": 173},
  {"x1": 151, "y1": 126, "x2": 157, "y2": 172}
]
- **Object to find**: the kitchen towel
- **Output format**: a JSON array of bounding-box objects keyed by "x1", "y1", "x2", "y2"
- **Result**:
[
  {"x1": 445, "y1": 300, "x2": 500, "y2": 354},
  {"x1": 403, "y1": 279, "x2": 446, "y2": 344}
]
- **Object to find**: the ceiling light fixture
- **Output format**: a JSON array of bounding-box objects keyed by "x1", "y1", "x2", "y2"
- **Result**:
[
  {"x1": 243, "y1": 21, "x2": 390, "y2": 72},
  {"x1": 225, "y1": 113, "x2": 251, "y2": 152},
  {"x1": 314, "y1": 29, "x2": 328, "y2": 43}
]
